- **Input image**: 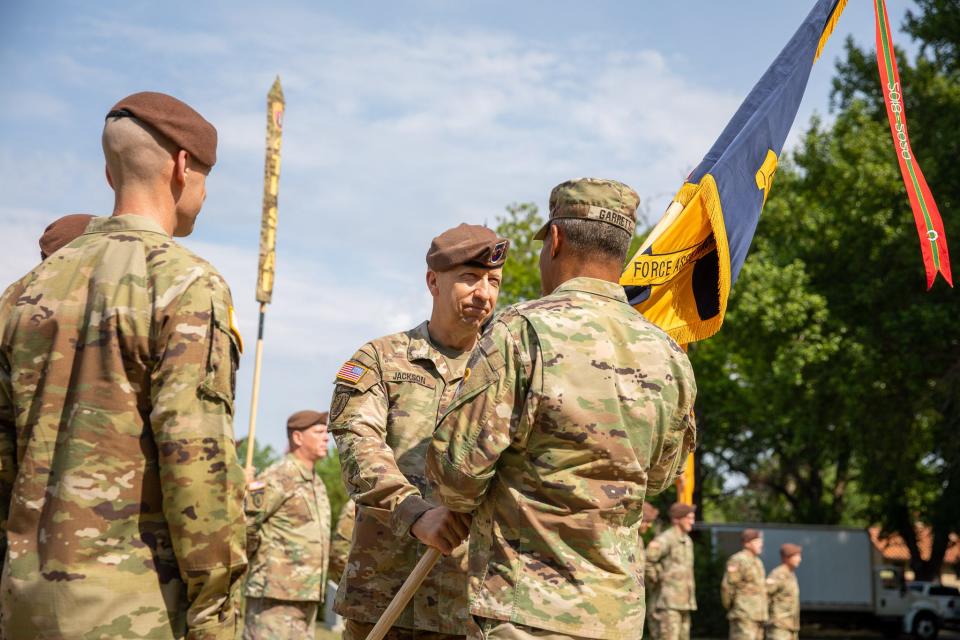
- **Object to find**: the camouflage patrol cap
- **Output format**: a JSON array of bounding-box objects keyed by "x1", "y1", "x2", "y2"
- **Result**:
[
  {"x1": 426, "y1": 223, "x2": 510, "y2": 271},
  {"x1": 668, "y1": 502, "x2": 696, "y2": 520},
  {"x1": 780, "y1": 543, "x2": 802, "y2": 558},
  {"x1": 534, "y1": 177, "x2": 640, "y2": 240},
  {"x1": 741, "y1": 528, "x2": 762, "y2": 543},
  {"x1": 39, "y1": 214, "x2": 95, "y2": 260},
  {"x1": 107, "y1": 92, "x2": 218, "y2": 168},
  {"x1": 287, "y1": 410, "x2": 329, "y2": 431}
]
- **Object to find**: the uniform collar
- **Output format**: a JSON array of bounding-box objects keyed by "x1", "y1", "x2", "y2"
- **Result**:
[
  {"x1": 286, "y1": 453, "x2": 315, "y2": 481},
  {"x1": 83, "y1": 213, "x2": 171, "y2": 237},
  {"x1": 552, "y1": 276, "x2": 628, "y2": 304},
  {"x1": 407, "y1": 321, "x2": 468, "y2": 382}
]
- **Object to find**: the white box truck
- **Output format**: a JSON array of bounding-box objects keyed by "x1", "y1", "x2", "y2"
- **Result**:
[{"x1": 697, "y1": 523, "x2": 959, "y2": 639}]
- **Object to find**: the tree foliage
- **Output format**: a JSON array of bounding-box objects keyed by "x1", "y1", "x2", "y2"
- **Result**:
[
  {"x1": 236, "y1": 437, "x2": 280, "y2": 474},
  {"x1": 694, "y1": 1, "x2": 959, "y2": 579},
  {"x1": 494, "y1": 202, "x2": 544, "y2": 306}
]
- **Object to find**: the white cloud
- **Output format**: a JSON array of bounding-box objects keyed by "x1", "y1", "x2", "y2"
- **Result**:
[{"x1": 0, "y1": 4, "x2": 746, "y2": 451}]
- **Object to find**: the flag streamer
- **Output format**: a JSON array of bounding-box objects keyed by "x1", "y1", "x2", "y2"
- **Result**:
[{"x1": 873, "y1": 0, "x2": 952, "y2": 288}]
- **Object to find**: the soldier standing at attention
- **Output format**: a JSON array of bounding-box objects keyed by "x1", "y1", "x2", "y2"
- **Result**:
[
  {"x1": 765, "y1": 544, "x2": 802, "y2": 640},
  {"x1": 244, "y1": 410, "x2": 332, "y2": 640},
  {"x1": 0, "y1": 92, "x2": 246, "y2": 639},
  {"x1": 645, "y1": 503, "x2": 698, "y2": 640},
  {"x1": 426, "y1": 178, "x2": 698, "y2": 640},
  {"x1": 329, "y1": 224, "x2": 509, "y2": 640},
  {"x1": 328, "y1": 498, "x2": 356, "y2": 586},
  {"x1": 722, "y1": 529, "x2": 769, "y2": 640}
]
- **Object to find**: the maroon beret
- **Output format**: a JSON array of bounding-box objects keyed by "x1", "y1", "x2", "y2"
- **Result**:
[
  {"x1": 107, "y1": 92, "x2": 217, "y2": 168},
  {"x1": 741, "y1": 528, "x2": 763, "y2": 543},
  {"x1": 780, "y1": 543, "x2": 802, "y2": 558},
  {"x1": 669, "y1": 502, "x2": 696, "y2": 520},
  {"x1": 426, "y1": 224, "x2": 510, "y2": 272},
  {"x1": 39, "y1": 214, "x2": 95, "y2": 260},
  {"x1": 287, "y1": 410, "x2": 329, "y2": 431}
]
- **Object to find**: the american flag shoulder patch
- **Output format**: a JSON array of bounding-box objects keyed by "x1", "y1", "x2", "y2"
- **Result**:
[{"x1": 337, "y1": 361, "x2": 369, "y2": 385}]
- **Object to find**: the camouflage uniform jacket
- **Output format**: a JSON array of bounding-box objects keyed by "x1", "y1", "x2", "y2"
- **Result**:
[
  {"x1": 766, "y1": 564, "x2": 799, "y2": 630},
  {"x1": 328, "y1": 499, "x2": 356, "y2": 586},
  {"x1": 645, "y1": 526, "x2": 697, "y2": 611},
  {"x1": 426, "y1": 277, "x2": 698, "y2": 640},
  {"x1": 245, "y1": 453, "x2": 331, "y2": 602},
  {"x1": 329, "y1": 321, "x2": 470, "y2": 633},
  {"x1": 0, "y1": 214, "x2": 246, "y2": 640},
  {"x1": 721, "y1": 550, "x2": 768, "y2": 622}
]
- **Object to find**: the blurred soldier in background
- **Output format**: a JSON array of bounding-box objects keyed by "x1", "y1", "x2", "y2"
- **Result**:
[
  {"x1": 722, "y1": 529, "x2": 769, "y2": 640},
  {"x1": 38, "y1": 214, "x2": 95, "y2": 260},
  {"x1": 427, "y1": 178, "x2": 697, "y2": 640},
  {"x1": 328, "y1": 498, "x2": 356, "y2": 586},
  {"x1": 765, "y1": 544, "x2": 802, "y2": 640},
  {"x1": 0, "y1": 91, "x2": 246, "y2": 639},
  {"x1": 244, "y1": 410, "x2": 332, "y2": 640},
  {"x1": 330, "y1": 223, "x2": 508, "y2": 640},
  {"x1": 646, "y1": 503, "x2": 698, "y2": 640}
]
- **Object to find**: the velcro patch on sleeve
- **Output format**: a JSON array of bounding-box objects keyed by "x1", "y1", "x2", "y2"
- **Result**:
[{"x1": 337, "y1": 360, "x2": 369, "y2": 385}]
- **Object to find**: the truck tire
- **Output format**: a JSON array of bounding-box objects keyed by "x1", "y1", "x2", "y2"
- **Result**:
[{"x1": 912, "y1": 612, "x2": 939, "y2": 640}]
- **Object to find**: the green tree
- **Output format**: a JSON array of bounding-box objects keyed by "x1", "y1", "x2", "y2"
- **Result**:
[
  {"x1": 494, "y1": 202, "x2": 544, "y2": 305},
  {"x1": 693, "y1": 1, "x2": 959, "y2": 579},
  {"x1": 236, "y1": 437, "x2": 280, "y2": 474}
]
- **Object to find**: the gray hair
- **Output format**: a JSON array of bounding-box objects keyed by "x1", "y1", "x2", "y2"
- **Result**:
[{"x1": 553, "y1": 218, "x2": 631, "y2": 263}]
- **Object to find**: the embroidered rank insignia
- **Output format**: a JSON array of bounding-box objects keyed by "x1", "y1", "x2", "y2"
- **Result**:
[
  {"x1": 491, "y1": 240, "x2": 508, "y2": 265},
  {"x1": 337, "y1": 361, "x2": 369, "y2": 384},
  {"x1": 229, "y1": 306, "x2": 244, "y2": 353}
]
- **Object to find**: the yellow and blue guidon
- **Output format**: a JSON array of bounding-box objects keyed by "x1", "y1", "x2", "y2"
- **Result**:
[{"x1": 621, "y1": 0, "x2": 848, "y2": 345}]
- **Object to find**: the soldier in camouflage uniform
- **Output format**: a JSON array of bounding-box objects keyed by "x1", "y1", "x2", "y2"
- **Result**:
[
  {"x1": 721, "y1": 529, "x2": 768, "y2": 640},
  {"x1": 639, "y1": 502, "x2": 660, "y2": 638},
  {"x1": 38, "y1": 214, "x2": 95, "y2": 261},
  {"x1": 244, "y1": 410, "x2": 332, "y2": 639},
  {"x1": 0, "y1": 92, "x2": 246, "y2": 639},
  {"x1": 645, "y1": 503, "x2": 698, "y2": 640},
  {"x1": 765, "y1": 544, "x2": 802, "y2": 640},
  {"x1": 426, "y1": 178, "x2": 698, "y2": 640},
  {"x1": 329, "y1": 498, "x2": 356, "y2": 586},
  {"x1": 329, "y1": 224, "x2": 509, "y2": 640}
]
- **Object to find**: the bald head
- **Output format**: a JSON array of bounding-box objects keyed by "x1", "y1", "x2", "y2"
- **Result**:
[{"x1": 102, "y1": 116, "x2": 176, "y2": 188}]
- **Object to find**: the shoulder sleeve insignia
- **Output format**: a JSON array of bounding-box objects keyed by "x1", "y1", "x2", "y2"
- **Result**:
[
  {"x1": 727, "y1": 563, "x2": 739, "y2": 572},
  {"x1": 248, "y1": 480, "x2": 265, "y2": 491},
  {"x1": 229, "y1": 306, "x2": 244, "y2": 353},
  {"x1": 330, "y1": 385, "x2": 352, "y2": 423},
  {"x1": 337, "y1": 360, "x2": 369, "y2": 385}
]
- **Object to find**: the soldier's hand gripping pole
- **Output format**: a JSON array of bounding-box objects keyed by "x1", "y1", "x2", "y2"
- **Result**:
[{"x1": 365, "y1": 547, "x2": 442, "y2": 640}]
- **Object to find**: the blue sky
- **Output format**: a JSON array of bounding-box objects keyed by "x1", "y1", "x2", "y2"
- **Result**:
[{"x1": 0, "y1": 1, "x2": 917, "y2": 454}]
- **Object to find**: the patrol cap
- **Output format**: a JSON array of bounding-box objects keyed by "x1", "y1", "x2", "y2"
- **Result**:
[
  {"x1": 669, "y1": 502, "x2": 696, "y2": 520},
  {"x1": 642, "y1": 502, "x2": 660, "y2": 522},
  {"x1": 534, "y1": 177, "x2": 640, "y2": 240},
  {"x1": 741, "y1": 528, "x2": 763, "y2": 543},
  {"x1": 286, "y1": 410, "x2": 329, "y2": 431},
  {"x1": 107, "y1": 92, "x2": 218, "y2": 168},
  {"x1": 426, "y1": 223, "x2": 510, "y2": 272},
  {"x1": 780, "y1": 543, "x2": 802, "y2": 558},
  {"x1": 39, "y1": 214, "x2": 94, "y2": 260}
]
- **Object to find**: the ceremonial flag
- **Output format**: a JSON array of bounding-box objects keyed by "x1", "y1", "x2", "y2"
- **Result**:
[{"x1": 620, "y1": 0, "x2": 849, "y2": 345}]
